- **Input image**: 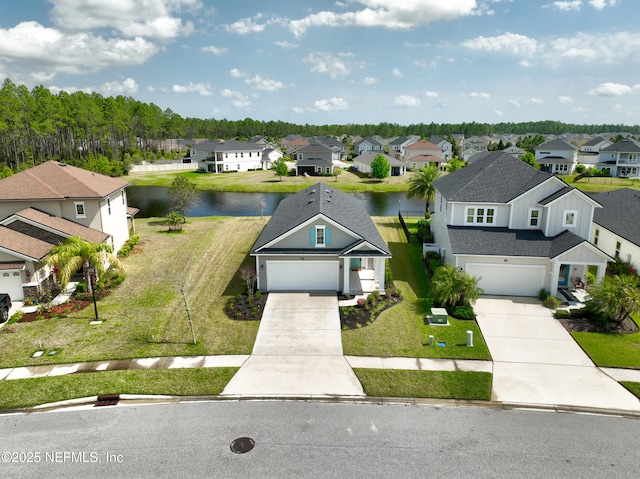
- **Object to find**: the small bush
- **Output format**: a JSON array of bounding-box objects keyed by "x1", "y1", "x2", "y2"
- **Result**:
[
  {"x1": 425, "y1": 251, "x2": 441, "y2": 260},
  {"x1": 555, "y1": 309, "x2": 571, "y2": 319},
  {"x1": 450, "y1": 304, "x2": 476, "y2": 320},
  {"x1": 428, "y1": 259, "x2": 443, "y2": 275},
  {"x1": 76, "y1": 282, "x2": 87, "y2": 293},
  {"x1": 537, "y1": 288, "x2": 550, "y2": 301},
  {"x1": 543, "y1": 296, "x2": 560, "y2": 309}
]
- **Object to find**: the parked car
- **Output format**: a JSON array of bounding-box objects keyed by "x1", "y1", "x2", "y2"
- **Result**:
[{"x1": 0, "y1": 293, "x2": 11, "y2": 323}]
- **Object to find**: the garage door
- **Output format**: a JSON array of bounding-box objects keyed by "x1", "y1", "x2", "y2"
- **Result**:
[
  {"x1": 0, "y1": 273, "x2": 24, "y2": 301},
  {"x1": 465, "y1": 264, "x2": 545, "y2": 297},
  {"x1": 266, "y1": 261, "x2": 339, "y2": 291}
]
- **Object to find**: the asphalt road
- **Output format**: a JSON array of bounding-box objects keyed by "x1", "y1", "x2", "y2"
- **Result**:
[{"x1": 2, "y1": 401, "x2": 640, "y2": 478}]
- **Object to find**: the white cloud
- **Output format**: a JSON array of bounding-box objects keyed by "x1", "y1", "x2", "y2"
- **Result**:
[
  {"x1": 224, "y1": 14, "x2": 268, "y2": 34},
  {"x1": 494, "y1": 110, "x2": 503, "y2": 117},
  {"x1": 229, "y1": 68, "x2": 246, "y2": 78},
  {"x1": 548, "y1": 32, "x2": 640, "y2": 64},
  {"x1": 391, "y1": 95, "x2": 421, "y2": 107},
  {"x1": 363, "y1": 76, "x2": 378, "y2": 85},
  {"x1": 273, "y1": 40, "x2": 298, "y2": 49},
  {"x1": 461, "y1": 32, "x2": 538, "y2": 56},
  {"x1": 304, "y1": 52, "x2": 357, "y2": 79},
  {"x1": 527, "y1": 97, "x2": 544, "y2": 105},
  {"x1": 202, "y1": 45, "x2": 228, "y2": 55},
  {"x1": 314, "y1": 97, "x2": 348, "y2": 111},
  {"x1": 245, "y1": 75, "x2": 285, "y2": 91},
  {"x1": 558, "y1": 96, "x2": 574, "y2": 103},
  {"x1": 552, "y1": 1, "x2": 582, "y2": 12},
  {"x1": 289, "y1": 0, "x2": 481, "y2": 36},
  {"x1": 50, "y1": 0, "x2": 197, "y2": 41},
  {"x1": 392, "y1": 68, "x2": 403, "y2": 78},
  {"x1": 101, "y1": 77, "x2": 138, "y2": 94},
  {"x1": 587, "y1": 82, "x2": 640, "y2": 96},
  {"x1": 425, "y1": 91, "x2": 439, "y2": 98},
  {"x1": 221, "y1": 88, "x2": 250, "y2": 107},
  {"x1": 0, "y1": 21, "x2": 159, "y2": 74},
  {"x1": 509, "y1": 99, "x2": 521, "y2": 108},
  {"x1": 173, "y1": 82, "x2": 212, "y2": 96},
  {"x1": 469, "y1": 92, "x2": 491, "y2": 99},
  {"x1": 588, "y1": 0, "x2": 617, "y2": 9}
]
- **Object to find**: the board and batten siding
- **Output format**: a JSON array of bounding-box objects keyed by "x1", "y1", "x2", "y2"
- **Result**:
[
  {"x1": 449, "y1": 202, "x2": 510, "y2": 227},
  {"x1": 543, "y1": 192, "x2": 593, "y2": 239},
  {"x1": 273, "y1": 219, "x2": 357, "y2": 249},
  {"x1": 509, "y1": 181, "x2": 562, "y2": 230}
]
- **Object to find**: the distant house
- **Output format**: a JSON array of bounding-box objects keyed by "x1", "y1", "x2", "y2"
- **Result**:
[
  {"x1": 0, "y1": 161, "x2": 134, "y2": 300},
  {"x1": 262, "y1": 148, "x2": 284, "y2": 170},
  {"x1": 404, "y1": 141, "x2": 443, "y2": 167},
  {"x1": 597, "y1": 138, "x2": 640, "y2": 178},
  {"x1": 579, "y1": 136, "x2": 612, "y2": 168},
  {"x1": 535, "y1": 138, "x2": 578, "y2": 174},
  {"x1": 430, "y1": 135, "x2": 453, "y2": 160},
  {"x1": 295, "y1": 144, "x2": 336, "y2": 176},
  {"x1": 354, "y1": 137, "x2": 383, "y2": 155},
  {"x1": 589, "y1": 188, "x2": 640, "y2": 271},
  {"x1": 431, "y1": 152, "x2": 609, "y2": 297},
  {"x1": 353, "y1": 151, "x2": 406, "y2": 176},
  {"x1": 388, "y1": 136, "x2": 419, "y2": 159},
  {"x1": 251, "y1": 183, "x2": 391, "y2": 294},
  {"x1": 191, "y1": 140, "x2": 265, "y2": 173}
]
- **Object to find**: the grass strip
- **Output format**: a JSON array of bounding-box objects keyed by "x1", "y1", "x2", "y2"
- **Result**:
[
  {"x1": 571, "y1": 317, "x2": 640, "y2": 369},
  {"x1": 0, "y1": 367, "x2": 237, "y2": 410},
  {"x1": 354, "y1": 369, "x2": 492, "y2": 401}
]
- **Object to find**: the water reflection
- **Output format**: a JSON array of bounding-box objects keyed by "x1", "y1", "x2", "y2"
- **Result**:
[{"x1": 126, "y1": 186, "x2": 424, "y2": 218}]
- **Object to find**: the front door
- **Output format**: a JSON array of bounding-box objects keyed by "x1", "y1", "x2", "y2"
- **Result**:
[
  {"x1": 558, "y1": 264, "x2": 570, "y2": 287},
  {"x1": 350, "y1": 258, "x2": 362, "y2": 270}
]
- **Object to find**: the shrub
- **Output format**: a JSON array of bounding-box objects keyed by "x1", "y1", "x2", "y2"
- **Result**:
[
  {"x1": 428, "y1": 259, "x2": 443, "y2": 275},
  {"x1": 425, "y1": 251, "x2": 441, "y2": 260},
  {"x1": 76, "y1": 282, "x2": 87, "y2": 293},
  {"x1": 543, "y1": 296, "x2": 560, "y2": 309},
  {"x1": 537, "y1": 288, "x2": 550, "y2": 301},
  {"x1": 555, "y1": 309, "x2": 570, "y2": 319},
  {"x1": 450, "y1": 304, "x2": 476, "y2": 320},
  {"x1": 586, "y1": 271, "x2": 596, "y2": 286},
  {"x1": 574, "y1": 164, "x2": 586, "y2": 174}
]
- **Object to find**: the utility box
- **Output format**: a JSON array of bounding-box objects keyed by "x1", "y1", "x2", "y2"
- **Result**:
[{"x1": 428, "y1": 307, "x2": 449, "y2": 325}]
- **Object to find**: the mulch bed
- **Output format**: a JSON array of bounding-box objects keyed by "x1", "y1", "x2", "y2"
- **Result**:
[
  {"x1": 339, "y1": 290, "x2": 403, "y2": 329},
  {"x1": 558, "y1": 315, "x2": 639, "y2": 334},
  {"x1": 17, "y1": 297, "x2": 94, "y2": 322},
  {"x1": 225, "y1": 294, "x2": 268, "y2": 321}
]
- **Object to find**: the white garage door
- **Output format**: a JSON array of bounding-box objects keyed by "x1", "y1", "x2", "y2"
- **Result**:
[
  {"x1": 466, "y1": 264, "x2": 545, "y2": 297},
  {"x1": 0, "y1": 273, "x2": 25, "y2": 301},
  {"x1": 267, "y1": 261, "x2": 339, "y2": 291}
]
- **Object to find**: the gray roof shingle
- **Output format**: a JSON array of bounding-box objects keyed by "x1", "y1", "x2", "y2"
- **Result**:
[
  {"x1": 537, "y1": 138, "x2": 578, "y2": 151},
  {"x1": 600, "y1": 138, "x2": 640, "y2": 153},
  {"x1": 251, "y1": 182, "x2": 390, "y2": 255},
  {"x1": 590, "y1": 188, "x2": 640, "y2": 247},
  {"x1": 434, "y1": 151, "x2": 552, "y2": 203}
]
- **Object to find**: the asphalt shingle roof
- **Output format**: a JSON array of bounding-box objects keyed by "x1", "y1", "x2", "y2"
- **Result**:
[
  {"x1": 537, "y1": 138, "x2": 578, "y2": 151},
  {"x1": 251, "y1": 182, "x2": 390, "y2": 255},
  {"x1": 447, "y1": 226, "x2": 585, "y2": 258},
  {"x1": 600, "y1": 138, "x2": 640, "y2": 153},
  {"x1": 354, "y1": 151, "x2": 405, "y2": 167},
  {"x1": 434, "y1": 151, "x2": 553, "y2": 203},
  {"x1": 590, "y1": 188, "x2": 640, "y2": 247}
]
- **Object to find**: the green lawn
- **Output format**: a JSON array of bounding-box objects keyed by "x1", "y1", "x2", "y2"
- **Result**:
[
  {"x1": 563, "y1": 175, "x2": 640, "y2": 194},
  {"x1": 0, "y1": 368, "x2": 237, "y2": 410},
  {"x1": 354, "y1": 369, "x2": 492, "y2": 401},
  {"x1": 0, "y1": 217, "x2": 262, "y2": 369},
  {"x1": 342, "y1": 218, "x2": 491, "y2": 360},
  {"x1": 127, "y1": 168, "x2": 410, "y2": 193},
  {"x1": 571, "y1": 316, "x2": 640, "y2": 369}
]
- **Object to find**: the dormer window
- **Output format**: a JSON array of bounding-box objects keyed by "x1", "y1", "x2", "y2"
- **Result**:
[{"x1": 465, "y1": 207, "x2": 494, "y2": 225}]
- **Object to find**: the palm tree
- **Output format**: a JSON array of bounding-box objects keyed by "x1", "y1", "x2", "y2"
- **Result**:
[
  {"x1": 430, "y1": 264, "x2": 483, "y2": 308},
  {"x1": 587, "y1": 274, "x2": 640, "y2": 326},
  {"x1": 407, "y1": 164, "x2": 442, "y2": 214},
  {"x1": 45, "y1": 236, "x2": 124, "y2": 294}
]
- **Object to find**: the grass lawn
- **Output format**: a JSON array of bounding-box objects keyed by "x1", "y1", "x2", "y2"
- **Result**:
[
  {"x1": 354, "y1": 369, "x2": 492, "y2": 401},
  {"x1": 0, "y1": 368, "x2": 237, "y2": 410},
  {"x1": 562, "y1": 175, "x2": 640, "y2": 194},
  {"x1": 0, "y1": 217, "x2": 262, "y2": 369},
  {"x1": 571, "y1": 316, "x2": 640, "y2": 369},
  {"x1": 127, "y1": 168, "x2": 410, "y2": 193},
  {"x1": 342, "y1": 218, "x2": 491, "y2": 360}
]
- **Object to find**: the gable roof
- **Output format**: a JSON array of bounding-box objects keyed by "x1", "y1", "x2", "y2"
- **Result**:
[
  {"x1": 405, "y1": 140, "x2": 440, "y2": 150},
  {"x1": 434, "y1": 151, "x2": 553, "y2": 203},
  {"x1": 537, "y1": 138, "x2": 578, "y2": 151},
  {"x1": 0, "y1": 161, "x2": 128, "y2": 201},
  {"x1": 590, "y1": 188, "x2": 640, "y2": 247},
  {"x1": 353, "y1": 151, "x2": 404, "y2": 167},
  {"x1": 447, "y1": 226, "x2": 588, "y2": 258},
  {"x1": 0, "y1": 226, "x2": 55, "y2": 261},
  {"x1": 582, "y1": 136, "x2": 608, "y2": 147},
  {"x1": 601, "y1": 138, "x2": 640, "y2": 153},
  {"x1": 251, "y1": 182, "x2": 389, "y2": 255}
]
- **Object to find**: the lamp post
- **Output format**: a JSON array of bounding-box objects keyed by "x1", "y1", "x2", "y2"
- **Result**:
[{"x1": 88, "y1": 265, "x2": 99, "y2": 321}]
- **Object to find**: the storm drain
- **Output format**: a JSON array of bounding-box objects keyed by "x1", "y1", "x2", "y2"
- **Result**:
[
  {"x1": 94, "y1": 394, "x2": 120, "y2": 407},
  {"x1": 230, "y1": 437, "x2": 255, "y2": 454}
]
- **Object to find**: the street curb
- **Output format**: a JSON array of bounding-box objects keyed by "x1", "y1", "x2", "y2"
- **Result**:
[{"x1": 3, "y1": 394, "x2": 640, "y2": 419}]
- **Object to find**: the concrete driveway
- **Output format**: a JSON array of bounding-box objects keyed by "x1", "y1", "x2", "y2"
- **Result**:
[
  {"x1": 222, "y1": 292, "x2": 364, "y2": 397},
  {"x1": 475, "y1": 296, "x2": 640, "y2": 411}
]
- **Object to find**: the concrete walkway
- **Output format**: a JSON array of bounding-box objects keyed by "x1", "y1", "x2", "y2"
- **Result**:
[
  {"x1": 221, "y1": 292, "x2": 365, "y2": 397},
  {"x1": 475, "y1": 296, "x2": 640, "y2": 411}
]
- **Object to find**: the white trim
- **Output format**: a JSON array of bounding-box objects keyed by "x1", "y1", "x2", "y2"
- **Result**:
[
  {"x1": 562, "y1": 209, "x2": 578, "y2": 228},
  {"x1": 74, "y1": 201, "x2": 86, "y2": 219},
  {"x1": 528, "y1": 207, "x2": 541, "y2": 228},
  {"x1": 315, "y1": 225, "x2": 326, "y2": 247}
]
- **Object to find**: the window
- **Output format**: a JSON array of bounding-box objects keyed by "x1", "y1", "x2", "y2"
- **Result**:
[
  {"x1": 528, "y1": 208, "x2": 541, "y2": 227},
  {"x1": 74, "y1": 202, "x2": 86, "y2": 218},
  {"x1": 555, "y1": 164, "x2": 569, "y2": 174},
  {"x1": 594, "y1": 229, "x2": 599, "y2": 246},
  {"x1": 107, "y1": 198, "x2": 111, "y2": 215},
  {"x1": 312, "y1": 225, "x2": 330, "y2": 247},
  {"x1": 615, "y1": 241, "x2": 621, "y2": 259},
  {"x1": 562, "y1": 210, "x2": 577, "y2": 227},
  {"x1": 316, "y1": 226, "x2": 325, "y2": 246},
  {"x1": 465, "y1": 207, "x2": 495, "y2": 225},
  {"x1": 225, "y1": 153, "x2": 228, "y2": 158}
]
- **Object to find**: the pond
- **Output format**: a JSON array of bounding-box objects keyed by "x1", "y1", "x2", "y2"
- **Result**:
[{"x1": 126, "y1": 186, "x2": 425, "y2": 218}]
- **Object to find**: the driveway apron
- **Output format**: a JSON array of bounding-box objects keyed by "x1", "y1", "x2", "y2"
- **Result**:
[
  {"x1": 475, "y1": 296, "x2": 640, "y2": 411},
  {"x1": 222, "y1": 292, "x2": 365, "y2": 397}
]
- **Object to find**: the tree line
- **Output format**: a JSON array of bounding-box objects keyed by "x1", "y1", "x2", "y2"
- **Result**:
[{"x1": 1, "y1": 78, "x2": 639, "y2": 176}]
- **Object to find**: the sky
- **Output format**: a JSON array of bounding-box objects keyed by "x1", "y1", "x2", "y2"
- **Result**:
[{"x1": 0, "y1": 0, "x2": 638, "y2": 126}]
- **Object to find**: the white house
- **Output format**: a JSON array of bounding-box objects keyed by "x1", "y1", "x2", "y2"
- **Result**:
[
  {"x1": 579, "y1": 136, "x2": 612, "y2": 168},
  {"x1": 535, "y1": 138, "x2": 579, "y2": 174},
  {"x1": 431, "y1": 152, "x2": 609, "y2": 297},
  {"x1": 597, "y1": 138, "x2": 640, "y2": 178},
  {"x1": 191, "y1": 140, "x2": 265, "y2": 173}
]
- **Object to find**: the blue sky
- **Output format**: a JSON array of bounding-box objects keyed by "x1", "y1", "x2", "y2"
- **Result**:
[{"x1": 1, "y1": 1, "x2": 638, "y2": 126}]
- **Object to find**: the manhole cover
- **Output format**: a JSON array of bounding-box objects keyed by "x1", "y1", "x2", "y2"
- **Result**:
[{"x1": 230, "y1": 437, "x2": 255, "y2": 454}]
